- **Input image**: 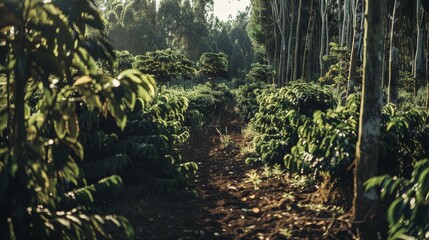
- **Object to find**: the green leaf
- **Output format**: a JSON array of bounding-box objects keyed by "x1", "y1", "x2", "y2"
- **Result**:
[
  {"x1": 417, "y1": 168, "x2": 429, "y2": 200},
  {"x1": 55, "y1": 118, "x2": 67, "y2": 139},
  {"x1": 388, "y1": 198, "x2": 404, "y2": 224}
]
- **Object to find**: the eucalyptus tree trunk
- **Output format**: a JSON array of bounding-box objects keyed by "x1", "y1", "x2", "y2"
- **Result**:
[
  {"x1": 341, "y1": 0, "x2": 350, "y2": 46},
  {"x1": 347, "y1": 0, "x2": 363, "y2": 96},
  {"x1": 286, "y1": 0, "x2": 295, "y2": 84},
  {"x1": 271, "y1": 0, "x2": 289, "y2": 86},
  {"x1": 381, "y1": 2, "x2": 390, "y2": 88},
  {"x1": 337, "y1": 0, "x2": 342, "y2": 41},
  {"x1": 320, "y1": 0, "x2": 328, "y2": 76},
  {"x1": 293, "y1": 0, "x2": 303, "y2": 81},
  {"x1": 426, "y1": 18, "x2": 429, "y2": 109},
  {"x1": 414, "y1": 0, "x2": 424, "y2": 94},
  {"x1": 353, "y1": 0, "x2": 384, "y2": 228},
  {"x1": 271, "y1": 2, "x2": 279, "y2": 84},
  {"x1": 388, "y1": 0, "x2": 404, "y2": 104},
  {"x1": 302, "y1": 0, "x2": 316, "y2": 81},
  {"x1": 280, "y1": 0, "x2": 288, "y2": 86},
  {"x1": 261, "y1": 1, "x2": 273, "y2": 70}
]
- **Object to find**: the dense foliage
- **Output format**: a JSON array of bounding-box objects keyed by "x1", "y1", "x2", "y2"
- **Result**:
[
  {"x1": 79, "y1": 90, "x2": 198, "y2": 197},
  {"x1": 2, "y1": 0, "x2": 429, "y2": 239},
  {"x1": 0, "y1": 1, "x2": 156, "y2": 238},
  {"x1": 103, "y1": 0, "x2": 254, "y2": 79},
  {"x1": 238, "y1": 82, "x2": 429, "y2": 183},
  {"x1": 366, "y1": 159, "x2": 429, "y2": 239},
  {"x1": 170, "y1": 83, "x2": 233, "y2": 140},
  {"x1": 198, "y1": 52, "x2": 229, "y2": 79},
  {"x1": 134, "y1": 49, "x2": 195, "y2": 84}
]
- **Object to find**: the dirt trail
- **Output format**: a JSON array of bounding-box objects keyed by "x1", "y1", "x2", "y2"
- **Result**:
[{"x1": 125, "y1": 109, "x2": 354, "y2": 240}]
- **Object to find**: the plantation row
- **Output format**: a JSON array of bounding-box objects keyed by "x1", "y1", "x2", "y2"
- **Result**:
[{"x1": 235, "y1": 81, "x2": 429, "y2": 239}]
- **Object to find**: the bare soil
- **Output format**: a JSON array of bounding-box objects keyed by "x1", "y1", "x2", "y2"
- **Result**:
[{"x1": 122, "y1": 109, "x2": 356, "y2": 240}]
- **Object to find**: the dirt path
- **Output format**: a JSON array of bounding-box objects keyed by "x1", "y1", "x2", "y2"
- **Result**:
[{"x1": 124, "y1": 109, "x2": 355, "y2": 239}]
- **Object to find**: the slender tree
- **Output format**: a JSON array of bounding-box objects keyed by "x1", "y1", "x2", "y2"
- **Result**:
[
  {"x1": 340, "y1": 0, "x2": 351, "y2": 47},
  {"x1": 302, "y1": 0, "x2": 317, "y2": 81},
  {"x1": 353, "y1": 0, "x2": 384, "y2": 228},
  {"x1": 293, "y1": 0, "x2": 303, "y2": 81},
  {"x1": 347, "y1": 0, "x2": 363, "y2": 96},
  {"x1": 320, "y1": 0, "x2": 329, "y2": 76},
  {"x1": 414, "y1": 0, "x2": 424, "y2": 94},
  {"x1": 423, "y1": 15, "x2": 429, "y2": 109},
  {"x1": 388, "y1": 0, "x2": 404, "y2": 104},
  {"x1": 286, "y1": 0, "x2": 296, "y2": 84}
]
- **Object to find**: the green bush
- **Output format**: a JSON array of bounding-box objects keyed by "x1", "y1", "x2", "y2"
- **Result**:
[
  {"x1": 319, "y1": 42, "x2": 353, "y2": 88},
  {"x1": 243, "y1": 82, "x2": 429, "y2": 182},
  {"x1": 246, "y1": 63, "x2": 274, "y2": 83},
  {"x1": 79, "y1": 91, "x2": 197, "y2": 197},
  {"x1": 249, "y1": 82, "x2": 336, "y2": 166},
  {"x1": 0, "y1": 2, "x2": 153, "y2": 238},
  {"x1": 182, "y1": 82, "x2": 233, "y2": 121},
  {"x1": 286, "y1": 95, "x2": 359, "y2": 178},
  {"x1": 198, "y1": 52, "x2": 229, "y2": 79},
  {"x1": 366, "y1": 159, "x2": 429, "y2": 240},
  {"x1": 235, "y1": 81, "x2": 273, "y2": 123}
]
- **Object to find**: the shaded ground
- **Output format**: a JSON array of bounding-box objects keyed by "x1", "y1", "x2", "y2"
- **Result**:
[{"x1": 121, "y1": 108, "x2": 355, "y2": 239}]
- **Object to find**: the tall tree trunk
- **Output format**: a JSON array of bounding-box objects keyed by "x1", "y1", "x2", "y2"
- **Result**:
[
  {"x1": 426, "y1": 18, "x2": 429, "y2": 109},
  {"x1": 302, "y1": 0, "x2": 316, "y2": 81},
  {"x1": 388, "y1": 0, "x2": 404, "y2": 104},
  {"x1": 381, "y1": 0, "x2": 391, "y2": 88},
  {"x1": 286, "y1": 0, "x2": 296, "y2": 84},
  {"x1": 414, "y1": 0, "x2": 424, "y2": 93},
  {"x1": 337, "y1": 0, "x2": 342, "y2": 42},
  {"x1": 280, "y1": 0, "x2": 288, "y2": 86},
  {"x1": 341, "y1": 0, "x2": 350, "y2": 46},
  {"x1": 271, "y1": 2, "x2": 279, "y2": 85},
  {"x1": 347, "y1": 0, "x2": 363, "y2": 96},
  {"x1": 293, "y1": 0, "x2": 303, "y2": 81},
  {"x1": 352, "y1": 0, "x2": 384, "y2": 231},
  {"x1": 271, "y1": 0, "x2": 287, "y2": 86},
  {"x1": 320, "y1": 0, "x2": 328, "y2": 76}
]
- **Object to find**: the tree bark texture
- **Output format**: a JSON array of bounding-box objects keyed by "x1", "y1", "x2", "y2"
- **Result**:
[{"x1": 353, "y1": 0, "x2": 384, "y2": 226}]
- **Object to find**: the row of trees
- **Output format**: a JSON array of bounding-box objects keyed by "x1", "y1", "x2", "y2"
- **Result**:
[
  {"x1": 99, "y1": 0, "x2": 254, "y2": 79},
  {"x1": 249, "y1": 0, "x2": 429, "y2": 106}
]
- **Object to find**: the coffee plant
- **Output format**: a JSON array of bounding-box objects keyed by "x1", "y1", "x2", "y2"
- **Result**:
[
  {"x1": 365, "y1": 159, "x2": 429, "y2": 239},
  {"x1": 286, "y1": 95, "x2": 359, "y2": 178},
  {"x1": 0, "y1": 1, "x2": 156, "y2": 238},
  {"x1": 247, "y1": 82, "x2": 336, "y2": 166},
  {"x1": 241, "y1": 82, "x2": 429, "y2": 182},
  {"x1": 198, "y1": 52, "x2": 229, "y2": 79},
  {"x1": 78, "y1": 90, "x2": 197, "y2": 197},
  {"x1": 134, "y1": 49, "x2": 195, "y2": 84},
  {"x1": 235, "y1": 81, "x2": 273, "y2": 123},
  {"x1": 181, "y1": 82, "x2": 233, "y2": 123},
  {"x1": 246, "y1": 63, "x2": 274, "y2": 83},
  {"x1": 319, "y1": 42, "x2": 353, "y2": 87}
]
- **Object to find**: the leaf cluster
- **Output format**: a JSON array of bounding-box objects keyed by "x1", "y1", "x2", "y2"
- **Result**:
[{"x1": 365, "y1": 159, "x2": 429, "y2": 239}]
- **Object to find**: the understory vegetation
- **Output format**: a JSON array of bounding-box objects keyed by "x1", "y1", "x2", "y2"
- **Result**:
[{"x1": 235, "y1": 79, "x2": 429, "y2": 239}]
